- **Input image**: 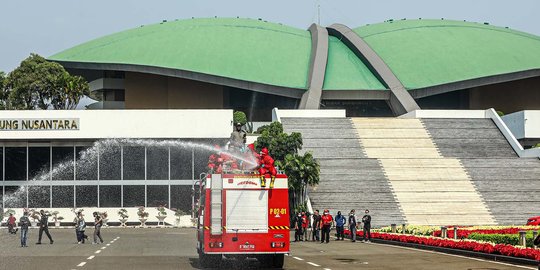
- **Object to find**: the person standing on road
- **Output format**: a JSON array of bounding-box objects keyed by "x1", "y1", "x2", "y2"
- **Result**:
[
  {"x1": 7, "y1": 213, "x2": 18, "y2": 234},
  {"x1": 348, "y1": 209, "x2": 358, "y2": 242},
  {"x1": 294, "y1": 213, "x2": 303, "y2": 242},
  {"x1": 311, "y1": 210, "x2": 321, "y2": 242},
  {"x1": 19, "y1": 212, "x2": 30, "y2": 247},
  {"x1": 301, "y1": 212, "x2": 308, "y2": 241},
  {"x1": 334, "y1": 211, "x2": 346, "y2": 241},
  {"x1": 362, "y1": 209, "x2": 372, "y2": 243},
  {"x1": 320, "y1": 209, "x2": 333, "y2": 244},
  {"x1": 93, "y1": 212, "x2": 104, "y2": 244},
  {"x1": 75, "y1": 212, "x2": 88, "y2": 244},
  {"x1": 36, "y1": 210, "x2": 54, "y2": 245}
]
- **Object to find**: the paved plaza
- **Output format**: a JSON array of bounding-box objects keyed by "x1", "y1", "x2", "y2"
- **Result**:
[{"x1": 0, "y1": 228, "x2": 535, "y2": 270}]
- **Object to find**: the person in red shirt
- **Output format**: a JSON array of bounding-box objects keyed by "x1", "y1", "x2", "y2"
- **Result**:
[
  {"x1": 320, "y1": 209, "x2": 333, "y2": 244},
  {"x1": 7, "y1": 213, "x2": 18, "y2": 234},
  {"x1": 301, "y1": 212, "x2": 308, "y2": 241},
  {"x1": 258, "y1": 148, "x2": 277, "y2": 188}
]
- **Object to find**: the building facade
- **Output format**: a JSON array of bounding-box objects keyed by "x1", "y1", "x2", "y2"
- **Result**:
[{"x1": 0, "y1": 110, "x2": 231, "y2": 212}]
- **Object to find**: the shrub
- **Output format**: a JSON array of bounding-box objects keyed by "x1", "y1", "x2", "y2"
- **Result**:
[
  {"x1": 467, "y1": 232, "x2": 536, "y2": 248},
  {"x1": 233, "y1": 111, "x2": 247, "y2": 126}
]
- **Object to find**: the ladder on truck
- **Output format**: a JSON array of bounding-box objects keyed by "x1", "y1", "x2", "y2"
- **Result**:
[{"x1": 210, "y1": 174, "x2": 223, "y2": 235}]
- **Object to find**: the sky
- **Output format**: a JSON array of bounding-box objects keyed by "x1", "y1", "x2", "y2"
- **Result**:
[{"x1": 1, "y1": 0, "x2": 539, "y2": 72}]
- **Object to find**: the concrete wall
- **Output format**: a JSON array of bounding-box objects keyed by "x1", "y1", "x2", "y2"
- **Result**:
[
  {"x1": 503, "y1": 110, "x2": 540, "y2": 140},
  {"x1": 469, "y1": 76, "x2": 540, "y2": 114},
  {"x1": 125, "y1": 72, "x2": 223, "y2": 109}
]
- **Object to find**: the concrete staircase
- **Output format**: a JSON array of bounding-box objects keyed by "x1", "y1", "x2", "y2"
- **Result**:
[
  {"x1": 422, "y1": 118, "x2": 540, "y2": 225},
  {"x1": 281, "y1": 116, "x2": 539, "y2": 226},
  {"x1": 352, "y1": 118, "x2": 495, "y2": 226},
  {"x1": 282, "y1": 118, "x2": 406, "y2": 227}
]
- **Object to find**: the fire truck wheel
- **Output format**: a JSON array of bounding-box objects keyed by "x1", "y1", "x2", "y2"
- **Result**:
[
  {"x1": 272, "y1": 254, "x2": 285, "y2": 269},
  {"x1": 259, "y1": 254, "x2": 284, "y2": 269},
  {"x1": 199, "y1": 253, "x2": 221, "y2": 268}
]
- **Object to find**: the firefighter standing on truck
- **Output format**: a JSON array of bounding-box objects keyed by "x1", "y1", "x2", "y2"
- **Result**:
[
  {"x1": 320, "y1": 209, "x2": 333, "y2": 244},
  {"x1": 258, "y1": 148, "x2": 277, "y2": 188}
]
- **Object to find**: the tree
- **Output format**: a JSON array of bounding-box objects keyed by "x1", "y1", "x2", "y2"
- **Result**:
[
  {"x1": 254, "y1": 121, "x2": 319, "y2": 214},
  {"x1": 0, "y1": 71, "x2": 8, "y2": 109},
  {"x1": 282, "y1": 152, "x2": 320, "y2": 211},
  {"x1": 3, "y1": 53, "x2": 89, "y2": 110},
  {"x1": 233, "y1": 111, "x2": 247, "y2": 125},
  {"x1": 255, "y1": 122, "x2": 302, "y2": 162}
]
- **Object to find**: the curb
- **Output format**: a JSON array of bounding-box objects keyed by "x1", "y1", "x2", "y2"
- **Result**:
[{"x1": 370, "y1": 238, "x2": 540, "y2": 267}]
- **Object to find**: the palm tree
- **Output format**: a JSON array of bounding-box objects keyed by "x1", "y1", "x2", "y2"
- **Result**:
[{"x1": 282, "y1": 152, "x2": 320, "y2": 211}]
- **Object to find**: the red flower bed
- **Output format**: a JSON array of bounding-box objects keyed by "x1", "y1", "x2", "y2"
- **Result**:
[
  {"x1": 344, "y1": 230, "x2": 540, "y2": 261},
  {"x1": 433, "y1": 228, "x2": 537, "y2": 239}
]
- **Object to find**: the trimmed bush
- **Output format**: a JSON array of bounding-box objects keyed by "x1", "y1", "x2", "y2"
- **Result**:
[{"x1": 467, "y1": 232, "x2": 536, "y2": 248}]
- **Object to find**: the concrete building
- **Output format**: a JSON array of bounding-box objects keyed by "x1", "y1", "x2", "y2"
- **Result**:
[
  {"x1": 1, "y1": 17, "x2": 540, "y2": 224},
  {"x1": 49, "y1": 18, "x2": 540, "y2": 119},
  {"x1": 0, "y1": 110, "x2": 231, "y2": 212}
]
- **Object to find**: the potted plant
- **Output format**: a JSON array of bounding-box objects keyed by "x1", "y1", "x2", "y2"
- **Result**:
[
  {"x1": 117, "y1": 209, "x2": 129, "y2": 227},
  {"x1": 51, "y1": 211, "x2": 64, "y2": 227},
  {"x1": 100, "y1": 212, "x2": 109, "y2": 226},
  {"x1": 156, "y1": 205, "x2": 167, "y2": 226},
  {"x1": 137, "y1": 206, "x2": 149, "y2": 227},
  {"x1": 29, "y1": 209, "x2": 40, "y2": 227}
]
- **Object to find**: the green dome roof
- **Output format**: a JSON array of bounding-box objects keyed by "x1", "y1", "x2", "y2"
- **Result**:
[
  {"x1": 50, "y1": 18, "x2": 312, "y2": 89},
  {"x1": 49, "y1": 18, "x2": 386, "y2": 91},
  {"x1": 50, "y1": 18, "x2": 540, "y2": 94},
  {"x1": 354, "y1": 19, "x2": 540, "y2": 89}
]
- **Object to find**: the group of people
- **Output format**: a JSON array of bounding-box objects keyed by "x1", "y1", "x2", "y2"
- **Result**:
[
  {"x1": 294, "y1": 209, "x2": 372, "y2": 243},
  {"x1": 207, "y1": 122, "x2": 278, "y2": 188},
  {"x1": 73, "y1": 211, "x2": 104, "y2": 245},
  {"x1": 5, "y1": 210, "x2": 104, "y2": 247}
]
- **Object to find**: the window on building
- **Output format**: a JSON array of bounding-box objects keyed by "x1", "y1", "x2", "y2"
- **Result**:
[
  {"x1": 52, "y1": 186, "x2": 74, "y2": 208},
  {"x1": 171, "y1": 185, "x2": 191, "y2": 213},
  {"x1": 147, "y1": 146, "x2": 168, "y2": 180},
  {"x1": 0, "y1": 147, "x2": 3, "y2": 181},
  {"x1": 123, "y1": 146, "x2": 145, "y2": 180},
  {"x1": 28, "y1": 186, "x2": 50, "y2": 208},
  {"x1": 76, "y1": 185, "x2": 97, "y2": 207},
  {"x1": 99, "y1": 185, "x2": 121, "y2": 207},
  {"x1": 28, "y1": 147, "x2": 50, "y2": 181},
  {"x1": 52, "y1": 147, "x2": 74, "y2": 180},
  {"x1": 99, "y1": 145, "x2": 121, "y2": 180},
  {"x1": 5, "y1": 147, "x2": 27, "y2": 181},
  {"x1": 76, "y1": 146, "x2": 98, "y2": 180},
  {"x1": 4, "y1": 186, "x2": 26, "y2": 208},
  {"x1": 170, "y1": 147, "x2": 192, "y2": 180},
  {"x1": 123, "y1": 185, "x2": 145, "y2": 207},
  {"x1": 147, "y1": 185, "x2": 168, "y2": 207}
]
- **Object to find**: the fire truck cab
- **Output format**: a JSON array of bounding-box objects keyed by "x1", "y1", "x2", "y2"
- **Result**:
[{"x1": 195, "y1": 173, "x2": 289, "y2": 268}]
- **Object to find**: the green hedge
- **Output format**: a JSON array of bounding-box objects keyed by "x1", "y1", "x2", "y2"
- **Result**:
[{"x1": 467, "y1": 232, "x2": 536, "y2": 248}]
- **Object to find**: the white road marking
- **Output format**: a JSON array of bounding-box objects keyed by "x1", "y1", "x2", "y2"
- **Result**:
[
  {"x1": 307, "y1": 262, "x2": 320, "y2": 267},
  {"x1": 324, "y1": 268, "x2": 332, "y2": 270},
  {"x1": 293, "y1": 256, "x2": 304, "y2": 261},
  {"x1": 100, "y1": 247, "x2": 106, "y2": 250},
  {"x1": 87, "y1": 256, "x2": 95, "y2": 260},
  {"x1": 106, "y1": 244, "x2": 110, "y2": 246},
  {"x1": 77, "y1": 262, "x2": 86, "y2": 267},
  {"x1": 95, "y1": 250, "x2": 101, "y2": 254},
  {"x1": 374, "y1": 242, "x2": 536, "y2": 270}
]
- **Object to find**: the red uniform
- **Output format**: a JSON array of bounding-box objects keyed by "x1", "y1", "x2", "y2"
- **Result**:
[
  {"x1": 258, "y1": 148, "x2": 277, "y2": 188},
  {"x1": 320, "y1": 211, "x2": 333, "y2": 243}
]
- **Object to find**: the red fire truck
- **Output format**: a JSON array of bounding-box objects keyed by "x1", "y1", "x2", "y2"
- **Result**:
[{"x1": 195, "y1": 173, "x2": 290, "y2": 268}]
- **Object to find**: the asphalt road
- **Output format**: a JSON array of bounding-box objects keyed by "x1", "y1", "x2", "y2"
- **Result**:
[{"x1": 0, "y1": 227, "x2": 536, "y2": 270}]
